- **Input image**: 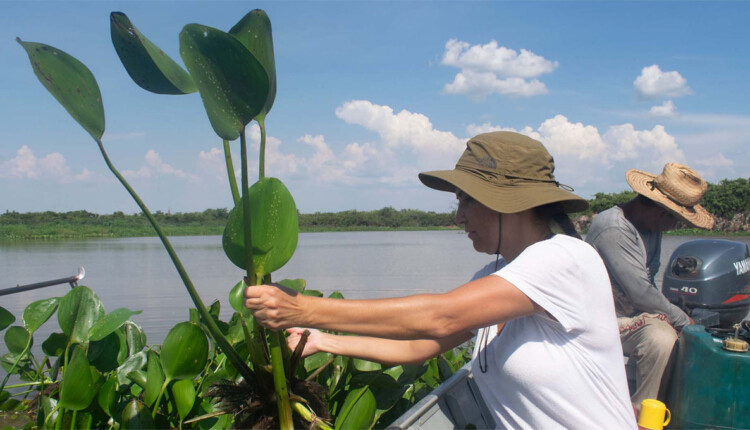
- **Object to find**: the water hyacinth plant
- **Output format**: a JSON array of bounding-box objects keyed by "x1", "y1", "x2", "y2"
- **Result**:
[{"x1": 2, "y1": 8, "x2": 471, "y2": 429}]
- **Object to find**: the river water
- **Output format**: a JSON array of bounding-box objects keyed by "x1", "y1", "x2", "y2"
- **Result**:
[{"x1": 2, "y1": 231, "x2": 749, "y2": 349}]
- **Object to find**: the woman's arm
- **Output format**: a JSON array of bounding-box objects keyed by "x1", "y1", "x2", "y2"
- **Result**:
[
  {"x1": 287, "y1": 328, "x2": 473, "y2": 366},
  {"x1": 244, "y1": 275, "x2": 541, "y2": 339}
]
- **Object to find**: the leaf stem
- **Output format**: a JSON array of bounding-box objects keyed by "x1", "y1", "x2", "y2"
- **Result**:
[
  {"x1": 258, "y1": 117, "x2": 266, "y2": 180},
  {"x1": 223, "y1": 139, "x2": 240, "y2": 205},
  {"x1": 239, "y1": 129, "x2": 256, "y2": 285},
  {"x1": 269, "y1": 330, "x2": 294, "y2": 430},
  {"x1": 151, "y1": 379, "x2": 169, "y2": 419},
  {"x1": 292, "y1": 400, "x2": 334, "y2": 430},
  {"x1": 93, "y1": 138, "x2": 255, "y2": 384},
  {"x1": 0, "y1": 336, "x2": 32, "y2": 391},
  {"x1": 3, "y1": 380, "x2": 55, "y2": 389}
]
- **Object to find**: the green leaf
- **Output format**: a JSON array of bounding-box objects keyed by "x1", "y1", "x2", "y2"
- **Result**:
[
  {"x1": 37, "y1": 395, "x2": 58, "y2": 429},
  {"x1": 0, "y1": 398, "x2": 21, "y2": 412},
  {"x1": 303, "y1": 352, "x2": 333, "y2": 373},
  {"x1": 17, "y1": 39, "x2": 105, "y2": 140},
  {"x1": 110, "y1": 12, "x2": 196, "y2": 95},
  {"x1": 278, "y1": 279, "x2": 306, "y2": 293},
  {"x1": 117, "y1": 351, "x2": 147, "y2": 385},
  {"x1": 88, "y1": 308, "x2": 142, "y2": 341},
  {"x1": 197, "y1": 398, "x2": 232, "y2": 429},
  {"x1": 62, "y1": 409, "x2": 94, "y2": 429},
  {"x1": 88, "y1": 331, "x2": 122, "y2": 372},
  {"x1": 228, "y1": 280, "x2": 252, "y2": 318},
  {"x1": 121, "y1": 399, "x2": 155, "y2": 429},
  {"x1": 127, "y1": 369, "x2": 148, "y2": 390},
  {"x1": 352, "y1": 358, "x2": 382, "y2": 372},
  {"x1": 172, "y1": 378, "x2": 197, "y2": 421},
  {"x1": 4, "y1": 326, "x2": 30, "y2": 355},
  {"x1": 59, "y1": 344, "x2": 96, "y2": 411},
  {"x1": 223, "y1": 177, "x2": 299, "y2": 274},
  {"x1": 207, "y1": 300, "x2": 221, "y2": 321},
  {"x1": 161, "y1": 322, "x2": 208, "y2": 380},
  {"x1": 23, "y1": 297, "x2": 59, "y2": 334},
  {"x1": 42, "y1": 332, "x2": 67, "y2": 357},
  {"x1": 144, "y1": 351, "x2": 164, "y2": 407},
  {"x1": 97, "y1": 375, "x2": 118, "y2": 417},
  {"x1": 351, "y1": 373, "x2": 405, "y2": 413},
  {"x1": 0, "y1": 307, "x2": 15, "y2": 331},
  {"x1": 123, "y1": 321, "x2": 147, "y2": 356},
  {"x1": 329, "y1": 291, "x2": 345, "y2": 300},
  {"x1": 179, "y1": 24, "x2": 269, "y2": 141},
  {"x1": 334, "y1": 386, "x2": 377, "y2": 430},
  {"x1": 303, "y1": 289, "x2": 324, "y2": 298},
  {"x1": 229, "y1": 9, "x2": 276, "y2": 120},
  {"x1": 58, "y1": 286, "x2": 105, "y2": 345}
]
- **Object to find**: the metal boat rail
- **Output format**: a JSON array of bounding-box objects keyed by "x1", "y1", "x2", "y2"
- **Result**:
[
  {"x1": 388, "y1": 363, "x2": 494, "y2": 430},
  {"x1": 0, "y1": 267, "x2": 85, "y2": 297}
]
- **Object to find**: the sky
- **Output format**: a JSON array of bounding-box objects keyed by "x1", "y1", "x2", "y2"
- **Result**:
[{"x1": 1, "y1": 1, "x2": 748, "y2": 215}]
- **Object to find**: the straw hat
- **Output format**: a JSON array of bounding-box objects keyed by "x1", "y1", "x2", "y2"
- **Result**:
[
  {"x1": 626, "y1": 163, "x2": 714, "y2": 229},
  {"x1": 418, "y1": 131, "x2": 589, "y2": 214}
]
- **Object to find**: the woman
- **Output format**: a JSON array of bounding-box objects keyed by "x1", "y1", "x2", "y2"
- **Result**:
[{"x1": 245, "y1": 131, "x2": 637, "y2": 429}]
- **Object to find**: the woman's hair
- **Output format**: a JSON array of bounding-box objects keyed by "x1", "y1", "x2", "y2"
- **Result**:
[{"x1": 533, "y1": 202, "x2": 582, "y2": 239}]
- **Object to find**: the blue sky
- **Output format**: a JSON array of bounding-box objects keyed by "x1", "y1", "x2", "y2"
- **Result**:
[{"x1": 2, "y1": 1, "x2": 748, "y2": 215}]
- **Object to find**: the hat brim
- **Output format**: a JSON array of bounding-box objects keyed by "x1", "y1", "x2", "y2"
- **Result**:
[
  {"x1": 419, "y1": 169, "x2": 589, "y2": 214},
  {"x1": 626, "y1": 169, "x2": 715, "y2": 230}
]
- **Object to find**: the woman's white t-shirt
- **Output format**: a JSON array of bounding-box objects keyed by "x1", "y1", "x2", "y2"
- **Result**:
[{"x1": 470, "y1": 234, "x2": 637, "y2": 429}]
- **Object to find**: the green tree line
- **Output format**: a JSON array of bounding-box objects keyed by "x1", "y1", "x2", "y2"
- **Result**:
[
  {"x1": 582, "y1": 177, "x2": 750, "y2": 219},
  {"x1": 2, "y1": 178, "x2": 748, "y2": 240}
]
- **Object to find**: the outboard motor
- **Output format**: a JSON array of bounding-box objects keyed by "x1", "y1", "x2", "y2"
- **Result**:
[
  {"x1": 661, "y1": 239, "x2": 750, "y2": 429},
  {"x1": 662, "y1": 239, "x2": 750, "y2": 328}
]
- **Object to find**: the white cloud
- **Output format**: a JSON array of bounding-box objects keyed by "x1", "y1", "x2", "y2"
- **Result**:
[
  {"x1": 537, "y1": 115, "x2": 607, "y2": 161},
  {"x1": 441, "y1": 39, "x2": 557, "y2": 100},
  {"x1": 634, "y1": 65, "x2": 692, "y2": 99},
  {"x1": 335, "y1": 100, "x2": 465, "y2": 165},
  {"x1": 206, "y1": 101, "x2": 468, "y2": 188},
  {"x1": 696, "y1": 152, "x2": 733, "y2": 169},
  {"x1": 605, "y1": 124, "x2": 685, "y2": 166},
  {"x1": 0, "y1": 145, "x2": 93, "y2": 182},
  {"x1": 123, "y1": 150, "x2": 196, "y2": 180},
  {"x1": 198, "y1": 147, "x2": 227, "y2": 181},
  {"x1": 649, "y1": 100, "x2": 676, "y2": 117},
  {"x1": 442, "y1": 39, "x2": 557, "y2": 78},
  {"x1": 444, "y1": 71, "x2": 549, "y2": 100},
  {"x1": 464, "y1": 117, "x2": 686, "y2": 189},
  {"x1": 466, "y1": 122, "x2": 531, "y2": 137}
]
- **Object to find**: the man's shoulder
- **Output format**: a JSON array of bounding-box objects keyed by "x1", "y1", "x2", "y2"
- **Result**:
[{"x1": 587, "y1": 206, "x2": 634, "y2": 240}]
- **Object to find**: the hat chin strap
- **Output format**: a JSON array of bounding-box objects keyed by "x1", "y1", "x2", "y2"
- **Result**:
[{"x1": 494, "y1": 213, "x2": 503, "y2": 271}]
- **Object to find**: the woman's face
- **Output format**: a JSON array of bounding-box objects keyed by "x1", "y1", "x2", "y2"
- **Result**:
[{"x1": 455, "y1": 190, "x2": 501, "y2": 254}]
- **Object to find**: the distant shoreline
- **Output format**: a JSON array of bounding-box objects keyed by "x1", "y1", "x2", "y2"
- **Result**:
[
  {"x1": 2, "y1": 203, "x2": 748, "y2": 241},
  {"x1": 1, "y1": 224, "x2": 747, "y2": 242}
]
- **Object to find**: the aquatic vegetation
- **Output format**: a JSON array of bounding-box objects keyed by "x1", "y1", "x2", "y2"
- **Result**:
[{"x1": 2, "y1": 9, "x2": 471, "y2": 429}]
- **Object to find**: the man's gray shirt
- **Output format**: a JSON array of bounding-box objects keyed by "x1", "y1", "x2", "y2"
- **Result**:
[{"x1": 585, "y1": 206, "x2": 690, "y2": 329}]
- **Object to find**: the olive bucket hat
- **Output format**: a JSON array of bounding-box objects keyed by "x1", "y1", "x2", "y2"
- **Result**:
[{"x1": 418, "y1": 131, "x2": 589, "y2": 214}]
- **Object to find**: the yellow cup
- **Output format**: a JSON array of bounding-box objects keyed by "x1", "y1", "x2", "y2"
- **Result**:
[{"x1": 638, "y1": 399, "x2": 671, "y2": 430}]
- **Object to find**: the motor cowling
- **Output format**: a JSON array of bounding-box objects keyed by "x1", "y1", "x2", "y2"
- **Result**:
[{"x1": 662, "y1": 239, "x2": 750, "y2": 328}]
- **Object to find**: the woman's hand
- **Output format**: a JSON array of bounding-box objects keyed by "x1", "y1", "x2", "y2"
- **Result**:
[
  {"x1": 243, "y1": 283, "x2": 305, "y2": 330},
  {"x1": 287, "y1": 327, "x2": 325, "y2": 357}
]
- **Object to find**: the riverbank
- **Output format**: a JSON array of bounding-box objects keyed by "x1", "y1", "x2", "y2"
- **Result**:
[
  {"x1": 0, "y1": 224, "x2": 462, "y2": 240},
  {"x1": 2, "y1": 209, "x2": 748, "y2": 241}
]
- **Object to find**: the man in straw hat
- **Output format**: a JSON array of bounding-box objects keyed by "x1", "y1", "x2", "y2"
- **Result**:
[
  {"x1": 585, "y1": 162, "x2": 715, "y2": 409},
  {"x1": 246, "y1": 132, "x2": 638, "y2": 428}
]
